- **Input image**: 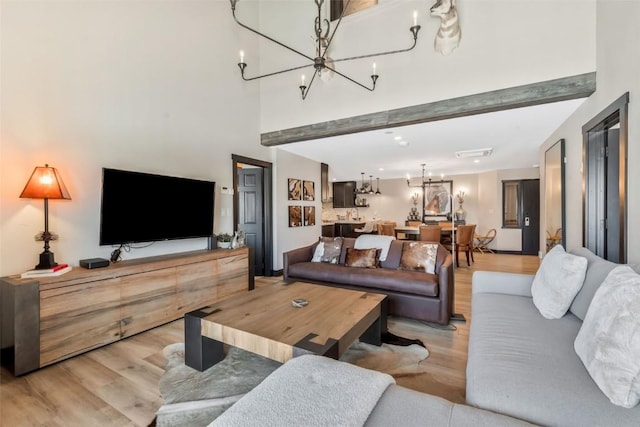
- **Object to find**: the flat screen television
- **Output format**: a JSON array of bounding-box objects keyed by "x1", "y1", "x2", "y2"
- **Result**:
[{"x1": 99, "y1": 168, "x2": 215, "y2": 246}]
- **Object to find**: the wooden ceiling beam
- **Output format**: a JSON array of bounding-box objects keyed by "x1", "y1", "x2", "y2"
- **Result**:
[{"x1": 260, "y1": 72, "x2": 596, "y2": 147}]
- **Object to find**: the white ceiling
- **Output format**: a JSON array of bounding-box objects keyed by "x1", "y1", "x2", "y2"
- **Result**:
[{"x1": 278, "y1": 98, "x2": 586, "y2": 182}]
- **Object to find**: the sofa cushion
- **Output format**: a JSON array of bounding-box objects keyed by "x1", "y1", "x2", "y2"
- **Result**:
[
  {"x1": 345, "y1": 248, "x2": 380, "y2": 268},
  {"x1": 531, "y1": 245, "x2": 587, "y2": 319},
  {"x1": 467, "y1": 292, "x2": 640, "y2": 426},
  {"x1": 574, "y1": 266, "x2": 640, "y2": 408},
  {"x1": 366, "y1": 385, "x2": 534, "y2": 426},
  {"x1": 311, "y1": 237, "x2": 343, "y2": 264},
  {"x1": 287, "y1": 262, "x2": 438, "y2": 297},
  {"x1": 354, "y1": 234, "x2": 395, "y2": 262},
  {"x1": 569, "y1": 247, "x2": 619, "y2": 320},
  {"x1": 399, "y1": 242, "x2": 439, "y2": 274}
]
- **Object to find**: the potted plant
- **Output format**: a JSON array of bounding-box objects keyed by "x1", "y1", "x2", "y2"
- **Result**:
[{"x1": 216, "y1": 233, "x2": 233, "y2": 249}]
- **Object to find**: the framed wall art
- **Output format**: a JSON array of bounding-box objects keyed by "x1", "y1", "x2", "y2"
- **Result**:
[
  {"x1": 288, "y1": 206, "x2": 302, "y2": 227},
  {"x1": 304, "y1": 206, "x2": 316, "y2": 226},
  {"x1": 288, "y1": 178, "x2": 301, "y2": 200},
  {"x1": 424, "y1": 180, "x2": 453, "y2": 218},
  {"x1": 303, "y1": 180, "x2": 315, "y2": 201}
]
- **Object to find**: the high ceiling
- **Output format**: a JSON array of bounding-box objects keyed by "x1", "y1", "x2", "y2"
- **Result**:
[{"x1": 278, "y1": 98, "x2": 586, "y2": 182}]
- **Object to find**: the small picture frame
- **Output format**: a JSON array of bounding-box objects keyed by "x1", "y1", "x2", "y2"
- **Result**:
[
  {"x1": 289, "y1": 206, "x2": 302, "y2": 227},
  {"x1": 288, "y1": 178, "x2": 302, "y2": 200},
  {"x1": 303, "y1": 180, "x2": 315, "y2": 201},
  {"x1": 304, "y1": 206, "x2": 316, "y2": 226}
]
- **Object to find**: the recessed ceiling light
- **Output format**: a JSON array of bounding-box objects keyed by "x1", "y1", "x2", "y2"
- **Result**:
[
  {"x1": 398, "y1": 140, "x2": 409, "y2": 147},
  {"x1": 473, "y1": 159, "x2": 480, "y2": 164},
  {"x1": 378, "y1": 167, "x2": 384, "y2": 171},
  {"x1": 394, "y1": 136, "x2": 402, "y2": 141},
  {"x1": 455, "y1": 148, "x2": 493, "y2": 158}
]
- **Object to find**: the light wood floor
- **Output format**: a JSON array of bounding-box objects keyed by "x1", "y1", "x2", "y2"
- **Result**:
[{"x1": 0, "y1": 252, "x2": 539, "y2": 426}]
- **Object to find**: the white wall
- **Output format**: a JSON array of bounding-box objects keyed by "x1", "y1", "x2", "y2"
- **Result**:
[
  {"x1": 274, "y1": 149, "x2": 322, "y2": 269},
  {"x1": 256, "y1": 0, "x2": 596, "y2": 132},
  {"x1": 0, "y1": 0, "x2": 269, "y2": 276},
  {"x1": 539, "y1": 0, "x2": 640, "y2": 263}
]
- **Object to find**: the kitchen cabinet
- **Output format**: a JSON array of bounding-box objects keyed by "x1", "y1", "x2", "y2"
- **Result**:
[
  {"x1": 321, "y1": 224, "x2": 335, "y2": 237},
  {"x1": 334, "y1": 222, "x2": 365, "y2": 238},
  {"x1": 321, "y1": 163, "x2": 330, "y2": 203},
  {"x1": 332, "y1": 181, "x2": 356, "y2": 208}
]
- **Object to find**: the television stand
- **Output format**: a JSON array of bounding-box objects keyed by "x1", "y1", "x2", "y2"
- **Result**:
[{"x1": 1, "y1": 247, "x2": 252, "y2": 376}]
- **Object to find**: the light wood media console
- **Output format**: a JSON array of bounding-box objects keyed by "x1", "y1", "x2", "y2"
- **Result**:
[{"x1": 1, "y1": 247, "x2": 253, "y2": 376}]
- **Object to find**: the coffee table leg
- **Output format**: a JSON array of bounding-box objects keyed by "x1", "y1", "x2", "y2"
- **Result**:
[
  {"x1": 185, "y1": 310, "x2": 224, "y2": 371},
  {"x1": 293, "y1": 333, "x2": 339, "y2": 359},
  {"x1": 359, "y1": 298, "x2": 388, "y2": 346}
]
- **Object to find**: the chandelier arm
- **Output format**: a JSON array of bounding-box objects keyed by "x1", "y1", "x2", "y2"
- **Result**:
[
  {"x1": 301, "y1": 68, "x2": 320, "y2": 100},
  {"x1": 330, "y1": 30, "x2": 420, "y2": 64},
  {"x1": 322, "y1": 0, "x2": 352, "y2": 57},
  {"x1": 239, "y1": 63, "x2": 314, "y2": 82},
  {"x1": 326, "y1": 66, "x2": 375, "y2": 92},
  {"x1": 231, "y1": 1, "x2": 315, "y2": 62}
]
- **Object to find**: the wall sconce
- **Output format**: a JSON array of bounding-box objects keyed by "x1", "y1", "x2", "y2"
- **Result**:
[
  {"x1": 20, "y1": 164, "x2": 71, "y2": 269},
  {"x1": 457, "y1": 189, "x2": 466, "y2": 203}
]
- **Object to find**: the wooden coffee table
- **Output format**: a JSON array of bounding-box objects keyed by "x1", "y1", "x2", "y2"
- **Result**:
[{"x1": 185, "y1": 281, "x2": 388, "y2": 371}]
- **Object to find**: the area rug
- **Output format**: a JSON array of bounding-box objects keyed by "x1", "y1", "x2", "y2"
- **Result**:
[{"x1": 155, "y1": 339, "x2": 429, "y2": 427}]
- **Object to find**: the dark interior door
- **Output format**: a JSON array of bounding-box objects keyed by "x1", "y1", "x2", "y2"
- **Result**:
[
  {"x1": 238, "y1": 167, "x2": 264, "y2": 275},
  {"x1": 586, "y1": 127, "x2": 621, "y2": 262},
  {"x1": 521, "y1": 179, "x2": 540, "y2": 255}
]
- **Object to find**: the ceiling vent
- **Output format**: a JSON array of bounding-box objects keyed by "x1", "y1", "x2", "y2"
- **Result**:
[{"x1": 455, "y1": 148, "x2": 493, "y2": 158}]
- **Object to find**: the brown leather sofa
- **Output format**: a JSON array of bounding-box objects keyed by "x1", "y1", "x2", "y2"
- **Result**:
[{"x1": 283, "y1": 238, "x2": 454, "y2": 325}]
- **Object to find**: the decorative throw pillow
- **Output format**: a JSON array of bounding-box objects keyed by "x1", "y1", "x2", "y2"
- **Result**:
[
  {"x1": 345, "y1": 248, "x2": 380, "y2": 268},
  {"x1": 574, "y1": 265, "x2": 640, "y2": 408},
  {"x1": 399, "y1": 242, "x2": 438, "y2": 274},
  {"x1": 311, "y1": 237, "x2": 343, "y2": 264},
  {"x1": 531, "y1": 244, "x2": 587, "y2": 319}
]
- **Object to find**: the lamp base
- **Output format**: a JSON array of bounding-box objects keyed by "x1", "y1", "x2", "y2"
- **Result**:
[{"x1": 35, "y1": 251, "x2": 58, "y2": 270}]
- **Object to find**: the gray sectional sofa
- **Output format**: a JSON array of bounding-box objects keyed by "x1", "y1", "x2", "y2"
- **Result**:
[
  {"x1": 467, "y1": 247, "x2": 640, "y2": 426},
  {"x1": 210, "y1": 354, "x2": 534, "y2": 427}
]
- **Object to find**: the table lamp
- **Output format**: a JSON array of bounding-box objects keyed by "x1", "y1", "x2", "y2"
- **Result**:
[{"x1": 19, "y1": 164, "x2": 71, "y2": 269}]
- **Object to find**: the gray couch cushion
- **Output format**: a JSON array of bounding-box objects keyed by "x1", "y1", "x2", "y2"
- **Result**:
[
  {"x1": 366, "y1": 385, "x2": 534, "y2": 426},
  {"x1": 467, "y1": 292, "x2": 640, "y2": 426},
  {"x1": 569, "y1": 247, "x2": 619, "y2": 320}
]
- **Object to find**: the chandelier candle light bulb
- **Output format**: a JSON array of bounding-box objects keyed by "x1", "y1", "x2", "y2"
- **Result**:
[
  {"x1": 413, "y1": 10, "x2": 418, "y2": 26},
  {"x1": 239, "y1": 50, "x2": 244, "y2": 63}
]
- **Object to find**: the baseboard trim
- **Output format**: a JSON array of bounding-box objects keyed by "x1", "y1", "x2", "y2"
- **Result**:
[{"x1": 493, "y1": 250, "x2": 523, "y2": 255}]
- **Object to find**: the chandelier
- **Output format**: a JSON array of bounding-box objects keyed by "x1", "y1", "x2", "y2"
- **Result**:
[
  {"x1": 406, "y1": 164, "x2": 444, "y2": 188},
  {"x1": 230, "y1": 0, "x2": 421, "y2": 100}
]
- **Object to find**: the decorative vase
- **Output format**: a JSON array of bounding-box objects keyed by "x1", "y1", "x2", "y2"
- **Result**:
[
  {"x1": 455, "y1": 202, "x2": 466, "y2": 221},
  {"x1": 218, "y1": 241, "x2": 231, "y2": 249}
]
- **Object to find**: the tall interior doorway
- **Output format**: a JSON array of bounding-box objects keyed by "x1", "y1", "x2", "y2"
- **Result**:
[
  {"x1": 232, "y1": 155, "x2": 273, "y2": 276},
  {"x1": 582, "y1": 93, "x2": 629, "y2": 263}
]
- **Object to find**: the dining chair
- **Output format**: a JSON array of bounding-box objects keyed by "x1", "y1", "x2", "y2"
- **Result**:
[
  {"x1": 474, "y1": 228, "x2": 496, "y2": 253},
  {"x1": 407, "y1": 221, "x2": 422, "y2": 227},
  {"x1": 378, "y1": 222, "x2": 396, "y2": 236},
  {"x1": 452, "y1": 224, "x2": 475, "y2": 266},
  {"x1": 354, "y1": 221, "x2": 376, "y2": 234},
  {"x1": 418, "y1": 225, "x2": 441, "y2": 243}
]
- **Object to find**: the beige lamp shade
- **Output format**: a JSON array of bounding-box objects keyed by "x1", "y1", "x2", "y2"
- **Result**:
[{"x1": 20, "y1": 164, "x2": 71, "y2": 200}]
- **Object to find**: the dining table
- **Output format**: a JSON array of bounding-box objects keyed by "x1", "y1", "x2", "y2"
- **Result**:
[{"x1": 394, "y1": 225, "x2": 457, "y2": 240}]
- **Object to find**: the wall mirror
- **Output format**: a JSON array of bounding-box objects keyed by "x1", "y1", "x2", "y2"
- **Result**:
[{"x1": 545, "y1": 139, "x2": 565, "y2": 251}]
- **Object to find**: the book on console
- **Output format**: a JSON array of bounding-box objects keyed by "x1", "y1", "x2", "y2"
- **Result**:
[{"x1": 21, "y1": 264, "x2": 72, "y2": 279}]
